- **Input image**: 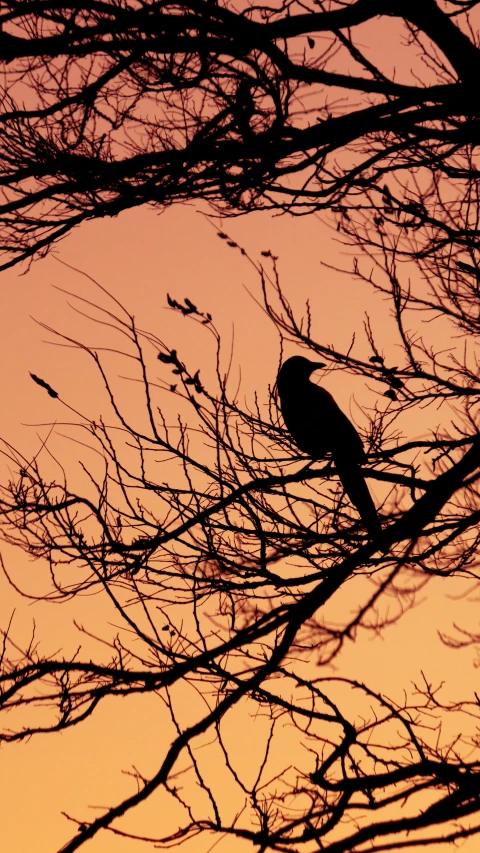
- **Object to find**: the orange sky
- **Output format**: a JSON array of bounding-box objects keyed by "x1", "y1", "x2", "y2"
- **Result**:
[{"x1": 0, "y1": 199, "x2": 478, "y2": 852}]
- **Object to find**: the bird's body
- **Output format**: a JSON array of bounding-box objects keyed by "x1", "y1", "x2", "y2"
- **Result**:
[{"x1": 277, "y1": 356, "x2": 380, "y2": 537}]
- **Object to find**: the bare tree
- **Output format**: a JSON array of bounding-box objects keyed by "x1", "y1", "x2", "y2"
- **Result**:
[
  {"x1": 1, "y1": 232, "x2": 480, "y2": 850},
  {"x1": 1, "y1": 0, "x2": 480, "y2": 268}
]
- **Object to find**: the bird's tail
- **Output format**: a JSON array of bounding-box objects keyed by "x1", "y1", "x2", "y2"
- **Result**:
[{"x1": 332, "y1": 455, "x2": 381, "y2": 538}]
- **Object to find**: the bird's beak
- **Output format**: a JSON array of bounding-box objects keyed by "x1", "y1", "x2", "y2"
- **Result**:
[{"x1": 309, "y1": 362, "x2": 326, "y2": 374}]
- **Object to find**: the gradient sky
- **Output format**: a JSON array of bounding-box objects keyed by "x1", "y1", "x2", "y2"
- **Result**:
[{"x1": 0, "y1": 201, "x2": 478, "y2": 852}]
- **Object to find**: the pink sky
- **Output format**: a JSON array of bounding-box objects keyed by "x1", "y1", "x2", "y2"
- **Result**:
[{"x1": 0, "y1": 202, "x2": 477, "y2": 852}]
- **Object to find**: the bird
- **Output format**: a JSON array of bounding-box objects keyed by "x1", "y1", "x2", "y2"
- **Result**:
[{"x1": 277, "y1": 356, "x2": 381, "y2": 537}]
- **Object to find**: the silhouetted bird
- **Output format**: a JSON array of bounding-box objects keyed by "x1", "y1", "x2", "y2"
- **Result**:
[{"x1": 277, "y1": 356, "x2": 381, "y2": 537}]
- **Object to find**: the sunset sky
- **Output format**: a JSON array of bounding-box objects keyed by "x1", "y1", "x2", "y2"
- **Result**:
[
  {"x1": 1, "y1": 0, "x2": 480, "y2": 846},
  {"x1": 0, "y1": 198, "x2": 478, "y2": 852}
]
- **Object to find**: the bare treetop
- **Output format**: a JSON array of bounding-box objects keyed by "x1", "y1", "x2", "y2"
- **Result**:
[
  {"x1": 1, "y1": 0, "x2": 479, "y2": 268},
  {"x1": 1, "y1": 236, "x2": 480, "y2": 849}
]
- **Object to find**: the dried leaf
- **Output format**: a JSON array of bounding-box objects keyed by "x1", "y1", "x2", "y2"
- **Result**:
[{"x1": 29, "y1": 372, "x2": 58, "y2": 399}]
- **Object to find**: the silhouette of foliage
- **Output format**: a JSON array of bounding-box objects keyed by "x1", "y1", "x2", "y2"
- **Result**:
[
  {"x1": 1, "y1": 0, "x2": 480, "y2": 268},
  {"x1": 2, "y1": 2, "x2": 480, "y2": 846},
  {"x1": 1, "y1": 238, "x2": 480, "y2": 850},
  {"x1": 29, "y1": 372, "x2": 59, "y2": 398}
]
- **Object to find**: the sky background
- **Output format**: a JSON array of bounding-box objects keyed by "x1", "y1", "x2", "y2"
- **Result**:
[{"x1": 0, "y1": 201, "x2": 478, "y2": 852}]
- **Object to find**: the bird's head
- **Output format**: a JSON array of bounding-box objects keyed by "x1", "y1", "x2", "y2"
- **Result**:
[{"x1": 278, "y1": 356, "x2": 326, "y2": 384}]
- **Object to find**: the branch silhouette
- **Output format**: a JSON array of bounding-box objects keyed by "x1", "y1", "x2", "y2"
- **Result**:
[
  {"x1": 0, "y1": 1, "x2": 479, "y2": 267},
  {"x1": 0, "y1": 242, "x2": 480, "y2": 851}
]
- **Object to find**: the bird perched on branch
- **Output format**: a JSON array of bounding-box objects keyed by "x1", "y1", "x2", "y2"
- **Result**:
[{"x1": 277, "y1": 356, "x2": 380, "y2": 537}]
